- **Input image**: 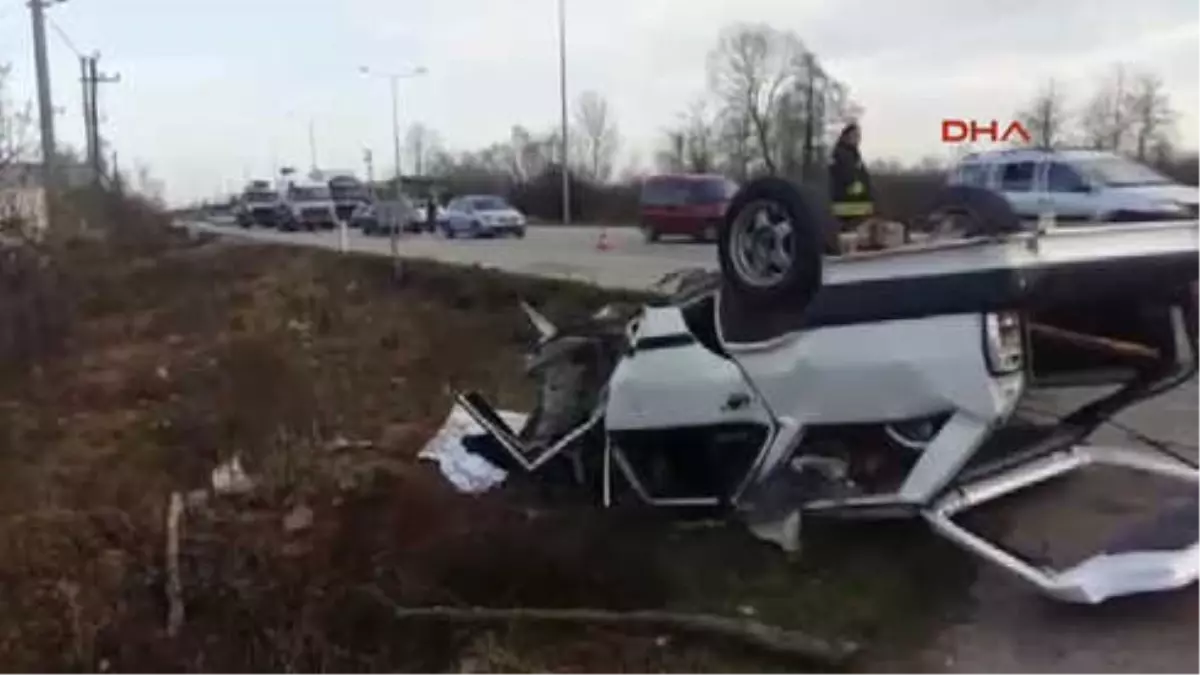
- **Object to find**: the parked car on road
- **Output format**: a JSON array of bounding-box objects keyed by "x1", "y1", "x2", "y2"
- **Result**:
[
  {"x1": 279, "y1": 178, "x2": 339, "y2": 231},
  {"x1": 947, "y1": 149, "x2": 1199, "y2": 223},
  {"x1": 354, "y1": 198, "x2": 417, "y2": 236},
  {"x1": 207, "y1": 202, "x2": 238, "y2": 226},
  {"x1": 439, "y1": 195, "x2": 526, "y2": 239},
  {"x1": 405, "y1": 200, "x2": 444, "y2": 233},
  {"x1": 639, "y1": 173, "x2": 739, "y2": 243},
  {"x1": 325, "y1": 174, "x2": 371, "y2": 224},
  {"x1": 236, "y1": 182, "x2": 283, "y2": 228}
]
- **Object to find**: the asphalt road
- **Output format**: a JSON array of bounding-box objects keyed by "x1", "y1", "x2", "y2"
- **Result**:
[{"x1": 187, "y1": 221, "x2": 717, "y2": 292}]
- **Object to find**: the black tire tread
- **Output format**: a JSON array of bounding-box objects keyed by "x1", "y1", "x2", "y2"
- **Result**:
[{"x1": 716, "y1": 177, "x2": 829, "y2": 310}]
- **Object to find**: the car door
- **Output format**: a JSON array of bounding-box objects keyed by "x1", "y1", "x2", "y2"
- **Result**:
[
  {"x1": 995, "y1": 159, "x2": 1039, "y2": 219},
  {"x1": 1041, "y1": 160, "x2": 1098, "y2": 222}
]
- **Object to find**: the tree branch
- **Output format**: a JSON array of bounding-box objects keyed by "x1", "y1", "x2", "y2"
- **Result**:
[{"x1": 359, "y1": 586, "x2": 861, "y2": 669}]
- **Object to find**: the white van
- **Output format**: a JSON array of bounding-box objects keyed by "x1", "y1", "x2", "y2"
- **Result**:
[
  {"x1": 277, "y1": 176, "x2": 338, "y2": 231},
  {"x1": 947, "y1": 149, "x2": 1198, "y2": 223}
]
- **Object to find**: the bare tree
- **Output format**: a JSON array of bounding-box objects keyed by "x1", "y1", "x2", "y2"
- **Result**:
[
  {"x1": 404, "y1": 123, "x2": 440, "y2": 177},
  {"x1": 1080, "y1": 64, "x2": 1133, "y2": 152},
  {"x1": 715, "y1": 110, "x2": 755, "y2": 180},
  {"x1": 655, "y1": 128, "x2": 687, "y2": 173},
  {"x1": 707, "y1": 23, "x2": 804, "y2": 175},
  {"x1": 1017, "y1": 79, "x2": 1069, "y2": 149},
  {"x1": 682, "y1": 99, "x2": 717, "y2": 173},
  {"x1": 618, "y1": 149, "x2": 644, "y2": 183},
  {"x1": 707, "y1": 23, "x2": 854, "y2": 180},
  {"x1": 0, "y1": 63, "x2": 35, "y2": 232},
  {"x1": 573, "y1": 91, "x2": 620, "y2": 183},
  {"x1": 653, "y1": 99, "x2": 719, "y2": 175},
  {"x1": 1126, "y1": 71, "x2": 1175, "y2": 161},
  {"x1": 508, "y1": 125, "x2": 559, "y2": 183},
  {"x1": 0, "y1": 64, "x2": 32, "y2": 171}
]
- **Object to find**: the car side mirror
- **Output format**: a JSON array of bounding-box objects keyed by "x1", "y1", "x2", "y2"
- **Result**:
[{"x1": 1074, "y1": 183, "x2": 1093, "y2": 194}]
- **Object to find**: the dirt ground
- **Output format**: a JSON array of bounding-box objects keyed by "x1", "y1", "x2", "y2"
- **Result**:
[{"x1": 0, "y1": 217, "x2": 980, "y2": 673}]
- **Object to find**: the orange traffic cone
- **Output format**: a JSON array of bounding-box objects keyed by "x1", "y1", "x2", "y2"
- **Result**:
[{"x1": 596, "y1": 228, "x2": 612, "y2": 252}]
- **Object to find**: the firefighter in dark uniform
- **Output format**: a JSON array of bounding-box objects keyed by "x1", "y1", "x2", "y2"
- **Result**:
[{"x1": 829, "y1": 122, "x2": 875, "y2": 232}]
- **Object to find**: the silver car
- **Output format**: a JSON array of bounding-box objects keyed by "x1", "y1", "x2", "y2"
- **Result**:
[{"x1": 439, "y1": 195, "x2": 527, "y2": 239}]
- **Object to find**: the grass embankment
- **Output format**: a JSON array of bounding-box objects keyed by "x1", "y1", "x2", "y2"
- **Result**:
[{"x1": 0, "y1": 219, "x2": 973, "y2": 672}]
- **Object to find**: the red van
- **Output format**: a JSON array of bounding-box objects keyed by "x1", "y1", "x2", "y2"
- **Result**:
[{"x1": 639, "y1": 174, "x2": 739, "y2": 242}]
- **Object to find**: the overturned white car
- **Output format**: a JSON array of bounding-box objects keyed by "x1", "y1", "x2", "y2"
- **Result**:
[{"x1": 455, "y1": 178, "x2": 1198, "y2": 606}]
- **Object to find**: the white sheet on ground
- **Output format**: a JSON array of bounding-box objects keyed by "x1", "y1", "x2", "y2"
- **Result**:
[{"x1": 418, "y1": 403, "x2": 529, "y2": 494}]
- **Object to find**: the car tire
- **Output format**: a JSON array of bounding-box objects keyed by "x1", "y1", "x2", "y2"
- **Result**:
[
  {"x1": 924, "y1": 185, "x2": 1023, "y2": 239},
  {"x1": 514, "y1": 228, "x2": 526, "y2": 239},
  {"x1": 717, "y1": 176, "x2": 828, "y2": 310},
  {"x1": 444, "y1": 225, "x2": 456, "y2": 239},
  {"x1": 643, "y1": 225, "x2": 660, "y2": 243}
]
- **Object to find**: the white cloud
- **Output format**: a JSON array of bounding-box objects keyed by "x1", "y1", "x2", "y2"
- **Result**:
[{"x1": 2, "y1": 0, "x2": 1195, "y2": 204}]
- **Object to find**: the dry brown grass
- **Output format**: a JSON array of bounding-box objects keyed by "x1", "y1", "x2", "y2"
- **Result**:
[{"x1": 0, "y1": 209, "x2": 973, "y2": 672}]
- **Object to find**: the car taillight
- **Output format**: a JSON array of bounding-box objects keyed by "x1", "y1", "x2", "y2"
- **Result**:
[{"x1": 983, "y1": 311, "x2": 1023, "y2": 374}]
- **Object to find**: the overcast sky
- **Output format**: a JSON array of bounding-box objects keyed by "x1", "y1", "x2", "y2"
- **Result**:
[{"x1": 1, "y1": 0, "x2": 1196, "y2": 205}]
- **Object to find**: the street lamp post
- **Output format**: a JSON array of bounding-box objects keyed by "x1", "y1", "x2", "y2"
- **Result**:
[
  {"x1": 557, "y1": 0, "x2": 571, "y2": 225},
  {"x1": 359, "y1": 64, "x2": 427, "y2": 280},
  {"x1": 390, "y1": 76, "x2": 402, "y2": 198}
]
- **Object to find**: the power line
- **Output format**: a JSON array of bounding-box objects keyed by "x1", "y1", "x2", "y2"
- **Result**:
[{"x1": 45, "y1": 14, "x2": 82, "y2": 58}]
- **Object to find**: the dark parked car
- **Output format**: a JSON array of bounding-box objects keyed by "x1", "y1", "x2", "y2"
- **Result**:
[{"x1": 639, "y1": 174, "x2": 739, "y2": 242}]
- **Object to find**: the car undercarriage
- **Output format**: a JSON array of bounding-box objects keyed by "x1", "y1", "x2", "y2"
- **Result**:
[{"x1": 451, "y1": 180, "x2": 1199, "y2": 605}]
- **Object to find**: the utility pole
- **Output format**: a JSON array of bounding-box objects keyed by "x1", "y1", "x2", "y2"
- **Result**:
[
  {"x1": 85, "y1": 53, "x2": 121, "y2": 185},
  {"x1": 79, "y1": 56, "x2": 93, "y2": 172},
  {"x1": 557, "y1": 0, "x2": 571, "y2": 225},
  {"x1": 363, "y1": 148, "x2": 375, "y2": 198},
  {"x1": 358, "y1": 64, "x2": 426, "y2": 282},
  {"x1": 389, "y1": 76, "x2": 402, "y2": 199},
  {"x1": 29, "y1": 0, "x2": 60, "y2": 229}
]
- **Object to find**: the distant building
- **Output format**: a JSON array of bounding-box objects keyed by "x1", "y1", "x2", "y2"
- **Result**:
[{"x1": 0, "y1": 161, "x2": 97, "y2": 231}]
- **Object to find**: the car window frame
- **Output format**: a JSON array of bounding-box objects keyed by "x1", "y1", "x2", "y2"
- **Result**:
[
  {"x1": 1045, "y1": 161, "x2": 1089, "y2": 193},
  {"x1": 470, "y1": 197, "x2": 507, "y2": 211},
  {"x1": 955, "y1": 162, "x2": 992, "y2": 189},
  {"x1": 998, "y1": 160, "x2": 1036, "y2": 193}
]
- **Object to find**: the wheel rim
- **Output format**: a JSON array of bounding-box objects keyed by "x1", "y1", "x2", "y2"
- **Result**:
[{"x1": 729, "y1": 199, "x2": 795, "y2": 288}]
